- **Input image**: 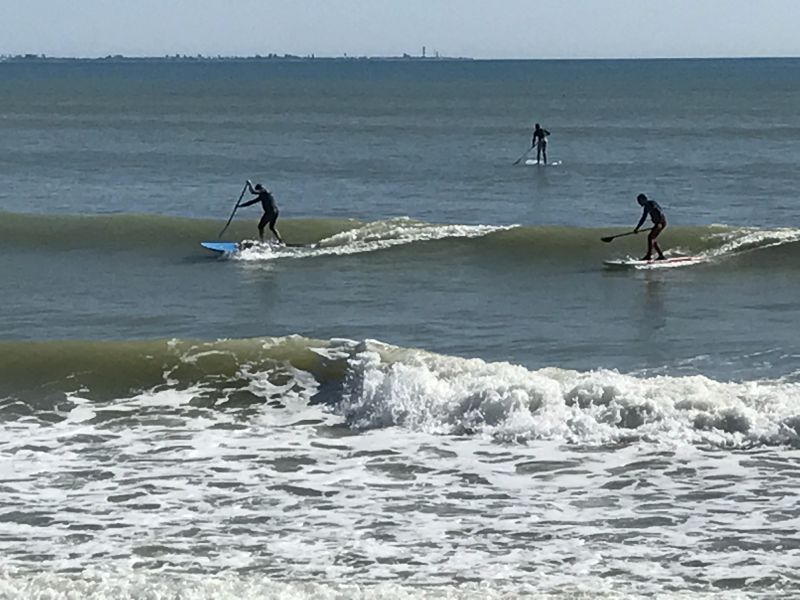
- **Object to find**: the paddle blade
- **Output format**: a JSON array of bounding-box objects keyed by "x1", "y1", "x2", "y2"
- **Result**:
[{"x1": 600, "y1": 236, "x2": 615, "y2": 243}]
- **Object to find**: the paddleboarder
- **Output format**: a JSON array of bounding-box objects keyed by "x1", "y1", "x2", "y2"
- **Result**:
[
  {"x1": 531, "y1": 123, "x2": 550, "y2": 165},
  {"x1": 239, "y1": 180, "x2": 284, "y2": 244},
  {"x1": 634, "y1": 193, "x2": 666, "y2": 261}
]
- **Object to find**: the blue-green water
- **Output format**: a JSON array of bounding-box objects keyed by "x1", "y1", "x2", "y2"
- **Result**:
[{"x1": 1, "y1": 59, "x2": 799, "y2": 598}]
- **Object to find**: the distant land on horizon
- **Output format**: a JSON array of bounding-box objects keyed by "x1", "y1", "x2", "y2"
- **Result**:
[
  {"x1": 0, "y1": 52, "x2": 473, "y2": 63},
  {"x1": 2, "y1": 53, "x2": 798, "y2": 64}
]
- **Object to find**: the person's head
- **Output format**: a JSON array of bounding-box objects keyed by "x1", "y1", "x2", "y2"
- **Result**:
[
  {"x1": 254, "y1": 183, "x2": 265, "y2": 192},
  {"x1": 637, "y1": 193, "x2": 648, "y2": 206},
  {"x1": 534, "y1": 123, "x2": 540, "y2": 130}
]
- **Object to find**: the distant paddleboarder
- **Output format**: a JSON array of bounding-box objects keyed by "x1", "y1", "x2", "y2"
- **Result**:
[
  {"x1": 634, "y1": 193, "x2": 666, "y2": 261},
  {"x1": 531, "y1": 123, "x2": 550, "y2": 165},
  {"x1": 239, "y1": 180, "x2": 284, "y2": 244}
]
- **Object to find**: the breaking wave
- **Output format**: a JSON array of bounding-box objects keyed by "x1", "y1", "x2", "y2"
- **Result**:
[{"x1": 2, "y1": 336, "x2": 799, "y2": 448}]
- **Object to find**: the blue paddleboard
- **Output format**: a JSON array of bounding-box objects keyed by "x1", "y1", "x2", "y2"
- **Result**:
[{"x1": 201, "y1": 241, "x2": 239, "y2": 254}]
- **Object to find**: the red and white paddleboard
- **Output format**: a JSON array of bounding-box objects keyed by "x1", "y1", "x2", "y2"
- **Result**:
[{"x1": 603, "y1": 256, "x2": 704, "y2": 269}]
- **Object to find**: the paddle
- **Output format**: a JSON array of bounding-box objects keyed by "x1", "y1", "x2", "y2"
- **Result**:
[
  {"x1": 218, "y1": 181, "x2": 250, "y2": 238},
  {"x1": 512, "y1": 145, "x2": 534, "y2": 165},
  {"x1": 600, "y1": 227, "x2": 653, "y2": 243}
]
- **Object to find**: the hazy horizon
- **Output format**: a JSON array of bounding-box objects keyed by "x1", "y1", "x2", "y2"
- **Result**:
[
  {"x1": 3, "y1": 0, "x2": 800, "y2": 60},
  {"x1": 4, "y1": 54, "x2": 799, "y2": 61}
]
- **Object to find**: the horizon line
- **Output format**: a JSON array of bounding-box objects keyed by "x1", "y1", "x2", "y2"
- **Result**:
[{"x1": 2, "y1": 53, "x2": 799, "y2": 62}]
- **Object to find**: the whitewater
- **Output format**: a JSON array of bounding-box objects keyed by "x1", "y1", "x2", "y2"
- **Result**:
[{"x1": 1, "y1": 337, "x2": 799, "y2": 598}]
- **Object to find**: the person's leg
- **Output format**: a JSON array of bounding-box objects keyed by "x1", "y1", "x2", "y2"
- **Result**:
[
  {"x1": 258, "y1": 212, "x2": 269, "y2": 242},
  {"x1": 646, "y1": 223, "x2": 665, "y2": 260},
  {"x1": 653, "y1": 222, "x2": 666, "y2": 259},
  {"x1": 268, "y1": 210, "x2": 283, "y2": 244},
  {"x1": 269, "y1": 222, "x2": 283, "y2": 244},
  {"x1": 643, "y1": 230, "x2": 656, "y2": 260},
  {"x1": 542, "y1": 143, "x2": 547, "y2": 165}
]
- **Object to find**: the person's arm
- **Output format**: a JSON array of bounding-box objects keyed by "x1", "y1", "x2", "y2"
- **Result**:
[
  {"x1": 237, "y1": 180, "x2": 259, "y2": 206},
  {"x1": 544, "y1": 129, "x2": 550, "y2": 136},
  {"x1": 634, "y1": 207, "x2": 648, "y2": 232}
]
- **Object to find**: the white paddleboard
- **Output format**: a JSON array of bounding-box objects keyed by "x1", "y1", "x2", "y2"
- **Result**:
[
  {"x1": 524, "y1": 159, "x2": 562, "y2": 166},
  {"x1": 603, "y1": 256, "x2": 703, "y2": 269}
]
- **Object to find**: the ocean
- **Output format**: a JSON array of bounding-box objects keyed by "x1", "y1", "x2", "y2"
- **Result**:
[{"x1": 0, "y1": 58, "x2": 799, "y2": 598}]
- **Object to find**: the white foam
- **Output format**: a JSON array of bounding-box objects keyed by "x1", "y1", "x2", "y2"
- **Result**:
[
  {"x1": 231, "y1": 218, "x2": 515, "y2": 261},
  {"x1": 2, "y1": 338, "x2": 799, "y2": 594},
  {"x1": 338, "y1": 341, "x2": 800, "y2": 447},
  {"x1": 705, "y1": 226, "x2": 800, "y2": 258},
  {"x1": 619, "y1": 226, "x2": 800, "y2": 268},
  {"x1": 0, "y1": 569, "x2": 651, "y2": 600}
]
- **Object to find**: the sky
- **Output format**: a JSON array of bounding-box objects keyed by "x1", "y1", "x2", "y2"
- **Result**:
[{"x1": 3, "y1": 0, "x2": 799, "y2": 59}]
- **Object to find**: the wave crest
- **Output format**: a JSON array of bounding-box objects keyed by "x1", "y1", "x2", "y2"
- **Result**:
[
  {"x1": 338, "y1": 341, "x2": 800, "y2": 447},
  {"x1": 3, "y1": 336, "x2": 800, "y2": 448},
  {"x1": 4, "y1": 210, "x2": 800, "y2": 267}
]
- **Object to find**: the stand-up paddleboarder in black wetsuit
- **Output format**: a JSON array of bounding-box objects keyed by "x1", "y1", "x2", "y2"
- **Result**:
[
  {"x1": 532, "y1": 123, "x2": 551, "y2": 165},
  {"x1": 238, "y1": 180, "x2": 284, "y2": 244},
  {"x1": 634, "y1": 193, "x2": 666, "y2": 261}
]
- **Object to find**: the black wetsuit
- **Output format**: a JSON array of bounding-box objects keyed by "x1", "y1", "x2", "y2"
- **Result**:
[
  {"x1": 636, "y1": 200, "x2": 667, "y2": 260},
  {"x1": 532, "y1": 127, "x2": 550, "y2": 147},
  {"x1": 636, "y1": 200, "x2": 666, "y2": 229},
  {"x1": 532, "y1": 127, "x2": 550, "y2": 163},
  {"x1": 240, "y1": 189, "x2": 282, "y2": 242}
]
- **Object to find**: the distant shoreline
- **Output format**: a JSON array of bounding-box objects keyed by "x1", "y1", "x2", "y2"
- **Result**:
[
  {"x1": 0, "y1": 54, "x2": 473, "y2": 63},
  {"x1": 1, "y1": 54, "x2": 798, "y2": 64}
]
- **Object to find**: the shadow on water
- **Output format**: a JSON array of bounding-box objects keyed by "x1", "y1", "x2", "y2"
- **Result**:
[
  {"x1": 632, "y1": 275, "x2": 670, "y2": 370},
  {"x1": 180, "y1": 253, "x2": 222, "y2": 265},
  {"x1": 642, "y1": 276, "x2": 667, "y2": 331}
]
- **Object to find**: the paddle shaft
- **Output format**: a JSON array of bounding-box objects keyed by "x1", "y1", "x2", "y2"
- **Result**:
[
  {"x1": 512, "y1": 144, "x2": 535, "y2": 165},
  {"x1": 218, "y1": 182, "x2": 250, "y2": 238},
  {"x1": 601, "y1": 227, "x2": 653, "y2": 243}
]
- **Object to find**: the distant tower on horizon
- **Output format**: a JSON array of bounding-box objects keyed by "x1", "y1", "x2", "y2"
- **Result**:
[{"x1": 422, "y1": 46, "x2": 426, "y2": 58}]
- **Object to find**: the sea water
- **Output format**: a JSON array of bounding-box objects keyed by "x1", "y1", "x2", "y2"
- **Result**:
[{"x1": 1, "y1": 58, "x2": 799, "y2": 598}]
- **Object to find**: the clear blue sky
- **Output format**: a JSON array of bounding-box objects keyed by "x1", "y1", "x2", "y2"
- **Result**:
[{"x1": 3, "y1": 0, "x2": 799, "y2": 59}]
